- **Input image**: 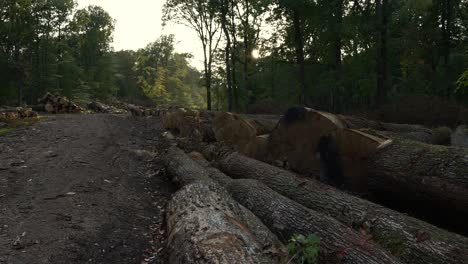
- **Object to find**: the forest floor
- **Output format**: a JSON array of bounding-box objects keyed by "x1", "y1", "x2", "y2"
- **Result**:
[{"x1": 0, "y1": 114, "x2": 175, "y2": 264}]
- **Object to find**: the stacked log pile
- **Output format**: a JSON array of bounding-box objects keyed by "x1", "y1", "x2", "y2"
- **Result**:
[
  {"x1": 0, "y1": 107, "x2": 38, "y2": 121},
  {"x1": 159, "y1": 106, "x2": 468, "y2": 262},
  {"x1": 37, "y1": 92, "x2": 81, "y2": 113},
  {"x1": 87, "y1": 101, "x2": 162, "y2": 116},
  {"x1": 188, "y1": 147, "x2": 468, "y2": 264},
  {"x1": 164, "y1": 147, "x2": 405, "y2": 264},
  {"x1": 164, "y1": 147, "x2": 288, "y2": 263}
]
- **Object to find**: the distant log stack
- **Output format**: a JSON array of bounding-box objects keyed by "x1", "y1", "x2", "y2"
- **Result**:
[
  {"x1": 0, "y1": 107, "x2": 38, "y2": 121},
  {"x1": 38, "y1": 92, "x2": 81, "y2": 113},
  {"x1": 88, "y1": 101, "x2": 112, "y2": 113}
]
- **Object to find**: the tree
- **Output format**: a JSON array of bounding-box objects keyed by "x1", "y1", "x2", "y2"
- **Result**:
[
  {"x1": 163, "y1": 0, "x2": 222, "y2": 110},
  {"x1": 375, "y1": 0, "x2": 390, "y2": 105},
  {"x1": 69, "y1": 5, "x2": 115, "y2": 99},
  {"x1": 134, "y1": 35, "x2": 206, "y2": 108}
]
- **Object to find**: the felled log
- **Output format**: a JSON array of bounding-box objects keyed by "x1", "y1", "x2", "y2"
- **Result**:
[
  {"x1": 180, "y1": 148, "x2": 400, "y2": 264},
  {"x1": 339, "y1": 115, "x2": 452, "y2": 145},
  {"x1": 241, "y1": 115, "x2": 280, "y2": 135},
  {"x1": 39, "y1": 92, "x2": 81, "y2": 113},
  {"x1": 166, "y1": 182, "x2": 286, "y2": 264},
  {"x1": 368, "y1": 138, "x2": 468, "y2": 226},
  {"x1": 243, "y1": 135, "x2": 270, "y2": 160},
  {"x1": 88, "y1": 101, "x2": 111, "y2": 113},
  {"x1": 227, "y1": 179, "x2": 402, "y2": 264},
  {"x1": 212, "y1": 112, "x2": 257, "y2": 152},
  {"x1": 164, "y1": 147, "x2": 287, "y2": 263},
  {"x1": 0, "y1": 107, "x2": 38, "y2": 121},
  {"x1": 267, "y1": 107, "x2": 347, "y2": 174},
  {"x1": 208, "y1": 149, "x2": 468, "y2": 264},
  {"x1": 125, "y1": 103, "x2": 144, "y2": 116}
]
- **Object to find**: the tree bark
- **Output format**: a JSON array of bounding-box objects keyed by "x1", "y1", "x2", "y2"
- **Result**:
[
  {"x1": 208, "y1": 150, "x2": 468, "y2": 264},
  {"x1": 227, "y1": 179, "x2": 402, "y2": 264},
  {"x1": 186, "y1": 151, "x2": 402, "y2": 263},
  {"x1": 166, "y1": 181, "x2": 286, "y2": 264},
  {"x1": 338, "y1": 114, "x2": 449, "y2": 144},
  {"x1": 164, "y1": 147, "x2": 287, "y2": 263},
  {"x1": 368, "y1": 138, "x2": 468, "y2": 234}
]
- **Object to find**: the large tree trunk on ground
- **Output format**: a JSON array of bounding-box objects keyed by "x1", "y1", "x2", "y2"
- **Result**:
[
  {"x1": 227, "y1": 179, "x2": 402, "y2": 264},
  {"x1": 368, "y1": 138, "x2": 468, "y2": 234},
  {"x1": 206, "y1": 149, "x2": 468, "y2": 264},
  {"x1": 185, "y1": 150, "x2": 402, "y2": 264},
  {"x1": 166, "y1": 182, "x2": 286, "y2": 264},
  {"x1": 163, "y1": 147, "x2": 287, "y2": 263},
  {"x1": 338, "y1": 115, "x2": 451, "y2": 145}
]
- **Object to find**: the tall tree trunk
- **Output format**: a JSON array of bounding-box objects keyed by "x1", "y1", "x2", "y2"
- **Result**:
[
  {"x1": 442, "y1": 0, "x2": 452, "y2": 96},
  {"x1": 293, "y1": 10, "x2": 306, "y2": 105},
  {"x1": 243, "y1": 0, "x2": 253, "y2": 105},
  {"x1": 231, "y1": 0, "x2": 239, "y2": 111},
  {"x1": 203, "y1": 44, "x2": 212, "y2": 110},
  {"x1": 334, "y1": 0, "x2": 343, "y2": 96},
  {"x1": 221, "y1": 0, "x2": 233, "y2": 111},
  {"x1": 14, "y1": 46, "x2": 23, "y2": 106},
  {"x1": 375, "y1": 0, "x2": 389, "y2": 106}
]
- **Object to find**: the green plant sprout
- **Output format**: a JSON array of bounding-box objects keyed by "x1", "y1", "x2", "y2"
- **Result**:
[{"x1": 287, "y1": 234, "x2": 320, "y2": 264}]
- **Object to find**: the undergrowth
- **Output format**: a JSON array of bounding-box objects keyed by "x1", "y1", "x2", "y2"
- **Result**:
[{"x1": 287, "y1": 234, "x2": 320, "y2": 264}]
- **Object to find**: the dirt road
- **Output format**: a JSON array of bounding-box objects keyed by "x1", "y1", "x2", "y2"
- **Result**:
[{"x1": 0, "y1": 114, "x2": 174, "y2": 264}]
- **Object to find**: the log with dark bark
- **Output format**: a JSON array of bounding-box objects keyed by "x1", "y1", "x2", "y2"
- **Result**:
[
  {"x1": 39, "y1": 92, "x2": 81, "y2": 113},
  {"x1": 212, "y1": 112, "x2": 257, "y2": 152},
  {"x1": 242, "y1": 115, "x2": 279, "y2": 135},
  {"x1": 368, "y1": 138, "x2": 468, "y2": 233},
  {"x1": 208, "y1": 150, "x2": 468, "y2": 264},
  {"x1": 338, "y1": 115, "x2": 451, "y2": 145},
  {"x1": 166, "y1": 182, "x2": 286, "y2": 264},
  {"x1": 185, "y1": 149, "x2": 402, "y2": 263},
  {"x1": 227, "y1": 179, "x2": 402, "y2": 264},
  {"x1": 0, "y1": 107, "x2": 38, "y2": 121},
  {"x1": 163, "y1": 147, "x2": 287, "y2": 263}
]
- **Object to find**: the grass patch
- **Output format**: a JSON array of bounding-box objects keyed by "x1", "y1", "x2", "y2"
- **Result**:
[
  {"x1": 0, "y1": 126, "x2": 15, "y2": 136},
  {"x1": 0, "y1": 117, "x2": 41, "y2": 137}
]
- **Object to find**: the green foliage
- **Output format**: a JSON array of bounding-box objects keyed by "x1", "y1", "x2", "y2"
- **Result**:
[
  {"x1": 135, "y1": 35, "x2": 206, "y2": 108},
  {"x1": 0, "y1": 127, "x2": 15, "y2": 137},
  {"x1": 287, "y1": 234, "x2": 320, "y2": 264}
]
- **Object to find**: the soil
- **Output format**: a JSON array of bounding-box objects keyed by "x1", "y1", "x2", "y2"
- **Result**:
[{"x1": 0, "y1": 114, "x2": 175, "y2": 264}]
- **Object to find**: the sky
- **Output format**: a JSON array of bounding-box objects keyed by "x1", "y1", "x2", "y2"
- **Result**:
[{"x1": 76, "y1": 0, "x2": 204, "y2": 69}]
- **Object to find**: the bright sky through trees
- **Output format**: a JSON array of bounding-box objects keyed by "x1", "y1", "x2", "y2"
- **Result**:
[{"x1": 77, "y1": 0, "x2": 204, "y2": 69}]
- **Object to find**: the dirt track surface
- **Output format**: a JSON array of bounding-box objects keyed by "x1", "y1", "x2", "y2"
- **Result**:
[{"x1": 0, "y1": 114, "x2": 174, "y2": 264}]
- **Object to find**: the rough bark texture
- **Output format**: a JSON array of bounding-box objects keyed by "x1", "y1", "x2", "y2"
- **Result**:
[
  {"x1": 227, "y1": 179, "x2": 402, "y2": 264},
  {"x1": 166, "y1": 182, "x2": 285, "y2": 264},
  {"x1": 212, "y1": 150, "x2": 468, "y2": 264},
  {"x1": 164, "y1": 146, "x2": 214, "y2": 187},
  {"x1": 188, "y1": 151, "x2": 403, "y2": 263},
  {"x1": 368, "y1": 138, "x2": 468, "y2": 231},
  {"x1": 164, "y1": 147, "x2": 287, "y2": 263},
  {"x1": 338, "y1": 115, "x2": 445, "y2": 144}
]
